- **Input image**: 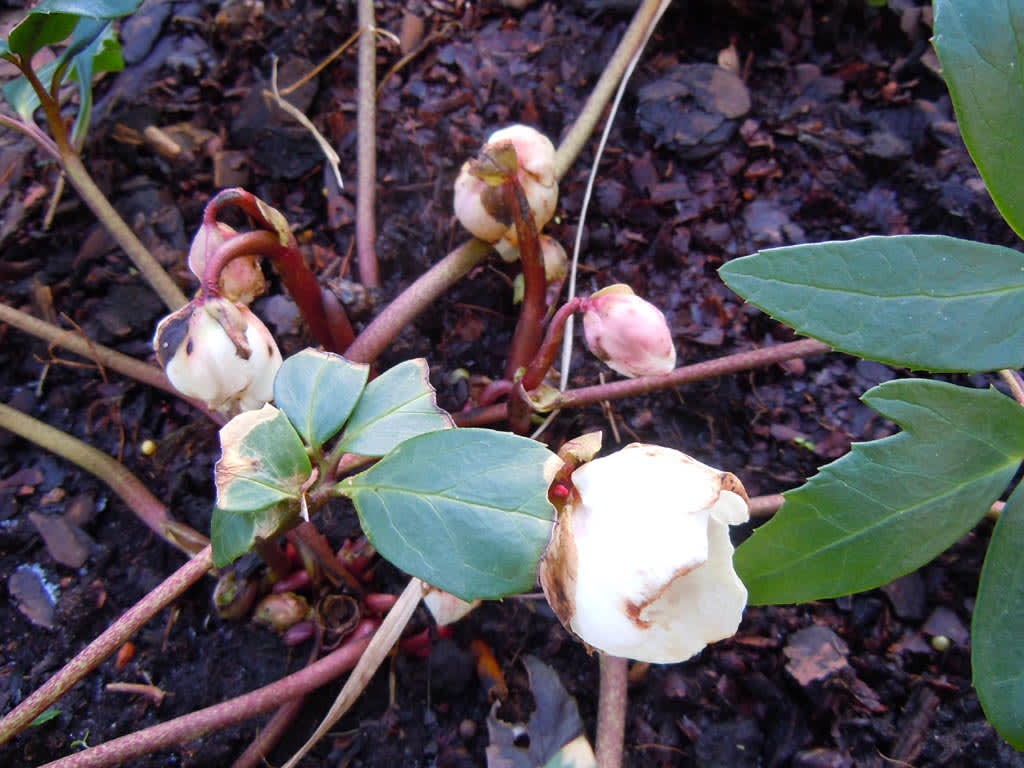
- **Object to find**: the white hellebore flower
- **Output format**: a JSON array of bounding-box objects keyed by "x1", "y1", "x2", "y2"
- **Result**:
[
  {"x1": 539, "y1": 444, "x2": 749, "y2": 664},
  {"x1": 582, "y1": 284, "x2": 676, "y2": 378},
  {"x1": 453, "y1": 124, "x2": 557, "y2": 247},
  {"x1": 153, "y1": 297, "x2": 282, "y2": 415}
]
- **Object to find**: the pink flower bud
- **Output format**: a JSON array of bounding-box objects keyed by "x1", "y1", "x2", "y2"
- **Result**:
[
  {"x1": 187, "y1": 221, "x2": 266, "y2": 305},
  {"x1": 581, "y1": 285, "x2": 676, "y2": 377},
  {"x1": 453, "y1": 124, "x2": 557, "y2": 247},
  {"x1": 539, "y1": 444, "x2": 749, "y2": 664},
  {"x1": 153, "y1": 297, "x2": 282, "y2": 415}
]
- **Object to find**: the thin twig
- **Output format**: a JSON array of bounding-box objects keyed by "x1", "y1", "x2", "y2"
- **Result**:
[
  {"x1": 281, "y1": 578, "x2": 429, "y2": 768},
  {"x1": 560, "y1": 0, "x2": 672, "y2": 392},
  {"x1": 0, "y1": 402, "x2": 203, "y2": 554},
  {"x1": 998, "y1": 369, "x2": 1024, "y2": 406},
  {"x1": 356, "y1": 0, "x2": 380, "y2": 288},
  {"x1": 263, "y1": 56, "x2": 344, "y2": 191},
  {"x1": 37, "y1": 623, "x2": 375, "y2": 768},
  {"x1": 0, "y1": 547, "x2": 213, "y2": 746}
]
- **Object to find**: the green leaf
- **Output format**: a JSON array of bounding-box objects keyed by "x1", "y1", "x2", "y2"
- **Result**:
[
  {"x1": 934, "y1": 0, "x2": 1024, "y2": 238},
  {"x1": 3, "y1": 58, "x2": 60, "y2": 120},
  {"x1": 735, "y1": 380, "x2": 1024, "y2": 604},
  {"x1": 719, "y1": 235, "x2": 1024, "y2": 372},
  {"x1": 66, "y1": 20, "x2": 122, "y2": 147},
  {"x1": 274, "y1": 349, "x2": 369, "y2": 450},
  {"x1": 29, "y1": 708, "x2": 62, "y2": 727},
  {"x1": 8, "y1": 13, "x2": 78, "y2": 58},
  {"x1": 211, "y1": 502, "x2": 295, "y2": 568},
  {"x1": 973, "y1": 482, "x2": 1024, "y2": 749},
  {"x1": 24, "y1": 0, "x2": 141, "y2": 18},
  {"x1": 344, "y1": 429, "x2": 558, "y2": 600},
  {"x1": 337, "y1": 359, "x2": 454, "y2": 457},
  {"x1": 214, "y1": 404, "x2": 311, "y2": 514}
]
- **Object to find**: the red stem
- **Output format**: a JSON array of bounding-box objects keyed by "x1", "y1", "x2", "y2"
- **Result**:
[
  {"x1": 39, "y1": 623, "x2": 376, "y2": 768},
  {"x1": 454, "y1": 339, "x2": 832, "y2": 426},
  {"x1": 0, "y1": 547, "x2": 214, "y2": 746},
  {"x1": 503, "y1": 180, "x2": 547, "y2": 380},
  {"x1": 203, "y1": 230, "x2": 352, "y2": 352},
  {"x1": 521, "y1": 297, "x2": 584, "y2": 391}
]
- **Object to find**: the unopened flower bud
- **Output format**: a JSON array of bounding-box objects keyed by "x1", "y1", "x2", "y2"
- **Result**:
[
  {"x1": 253, "y1": 592, "x2": 310, "y2": 631},
  {"x1": 188, "y1": 222, "x2": 267, "y2": 305},
  {"x1": 153, "y1": 297, "x2": 282, "y2": 415},
  {"x1": 539, "y1": 443, "x2": 749, "y2": 664},
  {"x1": 454, "y1": 124, "x2": 557, "y2": 247},
  {"x1": 582, "y1": 285, "x2": 676, "y2": 377}
]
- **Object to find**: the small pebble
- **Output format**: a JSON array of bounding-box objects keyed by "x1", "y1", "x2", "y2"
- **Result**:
[
  {"x1": 140, "y1": 439, "x2": 157, "y2": 456},
  {"x1": 458, "y1": 719, "x2": 477, "y2": 740},
  {"x1": 931, "y1": 634, "x2": 951, "y2": 652}
]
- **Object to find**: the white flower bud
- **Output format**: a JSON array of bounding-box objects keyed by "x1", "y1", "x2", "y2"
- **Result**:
[
  {"x1": 153, "y1": 297, "x2": 282, "y2": 415},
  {"x1": 453, "y1": 124, "x2": 558, "y2": 247},
  {"x1": 187, "y1": 221, "x2": 267, "y2": 305},
  {"x1": 539, "y1": 444, "x2": 749, "y2": 664},
  {"x1": 582, "y1": 285, "x2": 676, "y2": 377}
]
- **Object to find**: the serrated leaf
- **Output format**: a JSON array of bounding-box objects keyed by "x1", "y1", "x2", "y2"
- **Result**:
[
  {"x1": 211, "y1": 502, "x2": 295, "y2": 568},
  {"x1": 735, "y1": 380, "x2": 1024, "y2": 604},
  {"x1": 933, "y1": 0, "x2": 1024, "y2": 238},
  {"x1": 719, "y1": 235, "x2": 1024, "y2": 372},
  {"x1": 274, "y1": 349, "x2": 369, "y2": 450},
  {"x1": 337, "y1": 359, "x2": 454, "y2": 457},
  {"x1": 215, "y1": 404, "x2": 311, "y2": 514},
  {"x1": 345, "y1": 429, "x2": 558, "y2": 600},
  {"x1": 973, "y1": 482, "x2": 1024, "y2": 749}
]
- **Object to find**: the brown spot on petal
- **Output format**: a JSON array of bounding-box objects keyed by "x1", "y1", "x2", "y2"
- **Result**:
[
  {"x1": 624, "y1": 600, "x2": 653, "y2": 629},
  {"x1": 538, "y1": 499, "x2": 580, "y2": 637},
  {"x1": 186, "y1": 338, "x2": 194, "y2": 356},
  {"x1": 719, "y1": 471, "x2": 749, "y2": 505}
]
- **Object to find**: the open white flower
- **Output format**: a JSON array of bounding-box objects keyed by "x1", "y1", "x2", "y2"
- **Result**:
[
  {"x1": 153, "y1": 297, "x2": 282, "y2": 415},
  {"x1": 453, "y1": 124, "x2": 557, "y2": 247},
  {"x1": 539, "y1": 444, "x2": 749, "y2": 664}
]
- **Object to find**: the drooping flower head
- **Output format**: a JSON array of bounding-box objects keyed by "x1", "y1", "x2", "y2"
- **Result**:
[{"x1": 540, "y1": 443, "x2": 749, "y2": 664}]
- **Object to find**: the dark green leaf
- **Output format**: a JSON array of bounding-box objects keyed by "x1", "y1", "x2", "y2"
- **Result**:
[
  {"x1": 8, "y1": 13, "x2": 77, "y2": 58},
  {"x1": 66, "y1": 20, "x2": 120, "y2": 147},
  {"x1": 214, "y1": 404, "x2": 311, "y2": 514},
  {"x1": 735, "y1": 380, "x2": 1024, "y2": 604},
  {"x1": 934, "y1": 0, "x2": 1024, "y2": 237},
  {"x1": 719, "y1": 235, "x2": 1024, "y2": 372},
  {"x1": 345, "y1": 429, "x2": 558, "y2": 600},
  {"x1": 211, "y1": 502, "x2": 295, "y2": 568},
  {"x1": 973, "y1": 482, "x2": 1024, "y2": 749},
  {"x1": 211, "y1": 507, "x2": 255, "y2": 569},
  {"x1": 337, "y1": 359, "x2": 454, "y2": 457},
  {"x1": 274, "y1": 349, "x2": 369, "y2": 450}
]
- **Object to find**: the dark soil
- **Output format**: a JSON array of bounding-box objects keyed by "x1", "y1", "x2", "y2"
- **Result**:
[{"x1": 1, "y1": 1, "x2": 1023, "y2": 766}]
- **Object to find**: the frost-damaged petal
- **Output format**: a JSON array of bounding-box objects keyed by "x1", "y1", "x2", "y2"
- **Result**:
[{"x1": 539, "y1": 443, "x2": 749, "y2": 664}]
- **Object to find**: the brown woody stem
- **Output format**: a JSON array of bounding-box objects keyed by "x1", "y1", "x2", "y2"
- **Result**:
[
  {"x1": 0, "y1": 547, "x2": 214, "y2": 746},
  {"x1": 595, "y1": 654, "x2": 628, "y2": 768},
  {"x1": 356, "y1": 0, "x2": 380, "y2": 288}
]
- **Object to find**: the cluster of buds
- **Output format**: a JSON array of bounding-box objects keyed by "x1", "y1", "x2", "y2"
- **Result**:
[
  {"x1": 153, "y1": 215, "x2": 281, "y2": 416},
  {"x1": 540, "y1": 441, "x2": 749, "y2": 664}
]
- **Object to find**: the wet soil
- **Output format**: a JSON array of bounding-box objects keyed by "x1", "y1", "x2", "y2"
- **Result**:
[{"x1": 2, "y1": 1, "x2": 1023, "y2": 766}]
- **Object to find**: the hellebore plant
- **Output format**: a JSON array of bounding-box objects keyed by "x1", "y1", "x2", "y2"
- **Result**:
[{"x1": 5, "y1": 0, "x2": 1021, "y2": 765}]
